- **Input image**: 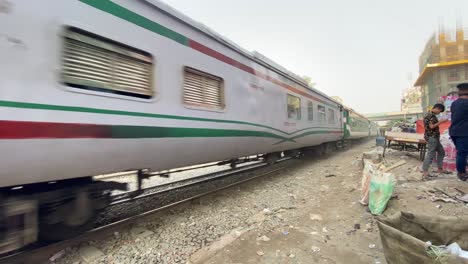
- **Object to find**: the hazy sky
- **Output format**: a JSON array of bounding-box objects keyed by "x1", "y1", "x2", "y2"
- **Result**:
[{"x1": 162, "y1": 0, "x2": 468, "y2": 114}]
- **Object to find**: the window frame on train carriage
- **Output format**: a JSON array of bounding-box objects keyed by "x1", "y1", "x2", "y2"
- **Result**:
[
  {"x1": 287, "y1": 94, "x2": 301, "y2": 120},
  {"x1": 317, "y1": 104, "x2": 326, "y2": 123},
  {"x1": 182, "y1": 67, "x2": 225, "y2": 111},
  {"x1": 307, "y1": 101, "x2": 314, "y2": 122},
  {"x1": 328, "y1": 108, "x2": 336, "y2": 124},
  {"x1": 61, "y1": 27, "x2": 155, "y2": 99}
]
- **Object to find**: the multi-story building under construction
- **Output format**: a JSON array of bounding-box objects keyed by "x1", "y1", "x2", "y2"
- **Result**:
[{"x1": 415, "y1": 27, "x2": 468, "y2": 111}]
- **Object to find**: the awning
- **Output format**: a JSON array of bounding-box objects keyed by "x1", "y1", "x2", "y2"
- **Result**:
[{"x1": 414, "y1": 59, "x2": 468, "y2": 86}]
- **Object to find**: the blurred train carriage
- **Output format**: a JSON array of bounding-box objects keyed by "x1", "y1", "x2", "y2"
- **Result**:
[{"x1": 0, "y1": 0, "x2": 378, "y2": 253}]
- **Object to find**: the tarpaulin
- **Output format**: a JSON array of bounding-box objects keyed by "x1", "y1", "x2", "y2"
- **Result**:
[
  {"x1": 416, "y1": 120, "x2": 451, "y2": 134},
  {"x1": 378, "y1": 212, "x2": 468, "y2": 264}
]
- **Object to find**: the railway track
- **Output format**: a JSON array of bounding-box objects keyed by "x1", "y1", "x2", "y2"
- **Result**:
[{"x1": 0, "y1": 159, "x2": 294, "y2": 264}]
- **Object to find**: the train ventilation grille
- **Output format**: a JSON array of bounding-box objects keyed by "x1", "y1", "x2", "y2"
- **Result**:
[
  {"x1": 61, "y1": 27, "x2": 154, "y2": 98},
  {"x1": 183, "y1": 67, "x2": 224, "y2": 109}
]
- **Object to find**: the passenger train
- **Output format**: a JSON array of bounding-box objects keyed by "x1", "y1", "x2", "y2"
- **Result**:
[{"x1": 0, "y1": 0, "x2": 379, "y2": 253}]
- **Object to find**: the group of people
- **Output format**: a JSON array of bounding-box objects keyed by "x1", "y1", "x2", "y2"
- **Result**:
[
  {"x1": 401, "y1": 125, "x2": 416, "y2": 133},
  {"x1": 388, "y1": 123, "x2": 416, "y2": 133},
  {"x1": 422, "y1": 83, "x2": 468, "y2": 180}
]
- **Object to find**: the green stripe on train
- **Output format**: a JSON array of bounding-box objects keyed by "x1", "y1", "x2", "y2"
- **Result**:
[
  {"x1": 273, "y1": 130, "x2": 340, "y2": 145},
  {"x1": 79, "y1": 0, "x2": 189, "y2": 46},
  {"x1": 0, "y1": 100, "x2": 341, "y2": 137}
]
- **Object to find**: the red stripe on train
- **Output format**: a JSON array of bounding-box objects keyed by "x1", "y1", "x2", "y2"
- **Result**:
[
  {"x1": 188, "y1": 39, "x2": 328, "y2": 105},
  {"x1": 0, "y1": 120, "x2": 110, "y2": 139}
]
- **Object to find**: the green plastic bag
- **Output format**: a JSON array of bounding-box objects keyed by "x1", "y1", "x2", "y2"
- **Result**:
[{"x1": 369, "y1": 171, "x2": 395, "y2": 215}]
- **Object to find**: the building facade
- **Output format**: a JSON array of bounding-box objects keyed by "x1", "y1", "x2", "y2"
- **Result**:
[
  {"x1": 415, "y1": 27, "x2": 468, "y2": 111},
  {"x1": 401, "y1": 86, "x2": 423, "y2": 113}
]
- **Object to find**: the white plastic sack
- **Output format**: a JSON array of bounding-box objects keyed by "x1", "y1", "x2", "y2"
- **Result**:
[
  {"x1": 360, "y1": 159, "x2": 377, "y2": 205},
  {"x1": 447, "y1": 243, "x2": 468, "y2": 259}
]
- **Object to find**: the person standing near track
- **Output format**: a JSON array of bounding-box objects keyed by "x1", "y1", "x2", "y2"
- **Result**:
[
  {"x1": 450, "y1": 83, "x2": 468, "y2": 181},
  {"x1": 422, "y1": 103, "x2": 449, "y2": 179}
]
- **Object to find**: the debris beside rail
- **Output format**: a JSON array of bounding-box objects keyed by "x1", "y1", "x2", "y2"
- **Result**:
[{"x1": 50, "y1": 141, "x2": 468, "y2": 264}]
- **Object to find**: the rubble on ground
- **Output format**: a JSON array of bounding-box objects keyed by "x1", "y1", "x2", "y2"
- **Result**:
[{"x1": 53, "y1": 141, "x2": 468, "y2": 264}]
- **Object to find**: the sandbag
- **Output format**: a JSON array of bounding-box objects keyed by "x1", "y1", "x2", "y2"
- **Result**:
[
  {"x1": 378, "y1": 212, "x2": 468, "y2": 264},
  {"x1": 368, "y1": 170, "x2": 395, "y2": 215}
]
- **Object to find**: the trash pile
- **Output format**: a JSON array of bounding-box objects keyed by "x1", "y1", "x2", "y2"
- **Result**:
[
  {"x1": 417, "y1": 187, "x2": 468, "y2": 205},
  {"x1": 359, "y1": 149, "x2": 398, "y2": 215},
  {"x1": 356, "y1": 141, "x2": 468, "y2": 263},
  {"x1": 426, "y1": 242, "x2": 468, "y2": 260}
]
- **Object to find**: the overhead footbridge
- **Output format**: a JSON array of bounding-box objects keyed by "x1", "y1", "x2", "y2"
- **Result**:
[{"x1": 364, "y1": 111, "x2": 424, "y2": 122}]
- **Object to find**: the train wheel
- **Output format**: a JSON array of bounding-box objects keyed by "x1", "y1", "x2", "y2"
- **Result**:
[
  {"x1": 284, "y1": 149, "x2": 300, "y2": 158},
  {"x1": 264, "y1": 152, "x2": 281, "y2": 165},
  {"x1": 324, "y1": 143, "x2": 336, "y2": 155},
  {"x1": 38, "y1": 189, "x2": 108, "y2": 241},
  {"x1": 39, "y1": 216, "x2": 97, "y2": 241},
  {"x1": 0, "y1": 198, "x2": 38, "y2": 254}
]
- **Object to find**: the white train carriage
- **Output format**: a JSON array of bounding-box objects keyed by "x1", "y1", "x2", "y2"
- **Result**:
[{"x1": 0, "y1": 0, "x2": 344, "y2": 252}]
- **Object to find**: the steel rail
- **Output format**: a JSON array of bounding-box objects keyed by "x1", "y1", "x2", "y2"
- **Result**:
[{"x1": 0, "y1": 160, "x2": 292, "y2": 264}]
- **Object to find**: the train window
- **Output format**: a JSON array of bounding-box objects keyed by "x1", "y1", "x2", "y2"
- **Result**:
[
  {"x1": 318, "y1": 105, "x2": 326, "y2": 123},
  {"x1": 61, "y1": 27, "x2": 154, "y2": 99},
  {"x1": 183, "y1": 67, "x2": 225, "y2": 109},
  {"x1": 287, "y1": 94, "x2": 301, "y2": 120},
  {"x1": 328, "y1": 109, "x2": 336, "y2": 124},
  {"x1": 307, "y1": 101, "x2": 314, "y2": 121}
]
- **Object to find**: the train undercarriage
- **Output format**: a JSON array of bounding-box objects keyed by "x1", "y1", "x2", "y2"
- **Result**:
[
  {"x1": 0, "y1": 178, "x2": 126, "y2": 254},
  {"x1": 0, "y1": 140, "x2": 357, "y2": 255}
]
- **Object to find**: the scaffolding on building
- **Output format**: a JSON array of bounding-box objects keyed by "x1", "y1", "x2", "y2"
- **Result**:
[{"x1": 415, "y1": 26, "x2": 468, "y2": 111}]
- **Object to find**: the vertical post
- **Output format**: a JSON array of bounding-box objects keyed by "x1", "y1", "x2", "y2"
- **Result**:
[{"x1": 137, "y1": 169, "x2": 144, "y2": 192}]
